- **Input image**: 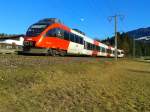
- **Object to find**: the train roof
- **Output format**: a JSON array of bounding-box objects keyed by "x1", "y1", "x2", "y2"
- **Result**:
[
  {"x1": 38, "y1": 18, "x2": 62, "y2": 24},
  {"x1": 73, "y1": 29, "x2": 85, "y2": 35}
]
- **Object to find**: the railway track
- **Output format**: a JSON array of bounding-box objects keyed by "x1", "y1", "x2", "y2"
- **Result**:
[{"x1": 0, "y1": 54, "x2": 114, "y2": 67}]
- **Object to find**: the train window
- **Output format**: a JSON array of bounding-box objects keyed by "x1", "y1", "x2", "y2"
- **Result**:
[
  {"x1": 74, "y1": 35, "x2": 79, "y2": 43},
  {"x1": 89, "y1": 44, "x2": 92, "y2": 50},
  {"x1": 55, "y1": 29, "x2": 64, "y2": 39},
  {"x1": 76, "y1": 36, "x2": 83, "y2": 45},
  {"x1": 105, "y1": 49, "x2": 106, "y2": 53},
  {"x1": 95, "y1": 46, "x2": 96, "y2": 50},
  {"x1": 86, "y1": 42, "x2": 95, "y2": 50},
  {"x1": 91, "y1": 44, "x2": 93, "y2": 50},
  {"x1": 99, "y1": 46, "x2": 101, "y2": 51},
  {"x1": 26, "y1": 24, "x2": 48, "y2": 37},
  {"x1": 113, "y1": 50, "x2": 115, "y2": 54},
  {"x1": 84, "y1": 41, "x2": 86, "y2": 48},
  {"x1": 95, "y1": 46, "x2": 97, "y2": 50},
  {"x1": 118, "y1": 51, "x2": 121, "y2": 55},
  {"x1": 89, "y1": 44, "x2": 91, "y2": 50},
  {"x1": 93, "y1": 45, "x2": 96, "y2": 50},
  {"x1": 107, "y1": 49, "x2": 112, "y2": 54},
  {"x1": 87, "y1": 43, "x2": 91, "y2": 50},
  {"x1": 89, "y1": 43, "x2": 92, "y2": 50},
  {"x1": 46, "y1": 29, "x2": 57, "y2": 37},
  {"x1": 87, "y1": 43, "x2": 89, "y2": 50},
  {"x1": 95, "y1": 45, "x2": 97, "y2": 51},
  {"x1": 107, "y1": 49, "x2": 109, "y2": 53},
  {"x1": 80, "y1": 38, "x2": 83, "y2": 44},
  {"x1": 70, "y1": 33, "x2": 75, "y2": 42},
  {"x1": 46, "y1": 28, "x2": 64, "y2": 38},
  {"x1": 101, "y1": 47, "x2": 105, "y2": 53},
  {"x1": 64, "y1": 31, "x2": 70, "y2": 40},
  {"x1": 100, "y1": 47, "x2": 102, "y2": 52},
  {"x1": 96, "y1": 46, "x2": 100, "y2": 51},
  {"x1": 92, "y1": 45, "x2": 94, "y2": 50},
  {"x1": 84, "y1": 41, "x2": 87, "y2": 49}
]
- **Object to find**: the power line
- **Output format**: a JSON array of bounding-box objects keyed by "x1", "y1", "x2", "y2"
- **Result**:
[{"x1": 108, "y1": 14, "x2": 124, "y2": 61}]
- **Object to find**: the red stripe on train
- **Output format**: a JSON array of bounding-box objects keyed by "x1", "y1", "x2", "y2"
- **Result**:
[
  {"x1": 37, "y1": 37, "x2": 70, "y2": 50},
  {"x1": 92, "y1": 51, "x2": 98, "y2": 56},
  {"x1": 94, "y1": 40, "x2": 100, "y2": 46}
]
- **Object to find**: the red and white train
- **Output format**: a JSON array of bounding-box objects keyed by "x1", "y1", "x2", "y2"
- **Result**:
[{"x1": 23, "y1": 18, "x2": 124, "y2": 57}]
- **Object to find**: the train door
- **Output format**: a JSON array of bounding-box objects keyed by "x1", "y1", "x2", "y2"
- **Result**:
[{"x1": 67, "y1": 34, "x2": 78, "y2": 54}]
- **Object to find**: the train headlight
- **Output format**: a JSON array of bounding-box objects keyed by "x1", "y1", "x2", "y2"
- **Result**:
[
  {"x1": 23, "y1": 41, "x2": 35, "y2": 47},
  {"x1": 24, "y1": 41, "x2": 29, "y2": 46}
]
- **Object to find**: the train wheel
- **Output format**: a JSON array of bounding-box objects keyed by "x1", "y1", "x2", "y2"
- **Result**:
[
  {"x1": 47, "y1": 49, "x2": 55, "y2": 56},
  {"x1": 51, "y1": 50, "x2": 57, "y2": 56},
  {"x1": 59, "y1": 50, "x2": 67, "y2": 56},
  {"x1": 46, "y1": 49, "x2": 51, "y2": 56}
]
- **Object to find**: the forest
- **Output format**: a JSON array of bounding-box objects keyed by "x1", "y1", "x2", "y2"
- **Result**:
[{"x1": 102, "y1": 32, "x2": 150, "y2": 57}]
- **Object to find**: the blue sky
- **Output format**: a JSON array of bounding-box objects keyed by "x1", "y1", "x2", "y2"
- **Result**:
[{"x1": 0, "y1": 0, "x2": 150, "y2": 40}]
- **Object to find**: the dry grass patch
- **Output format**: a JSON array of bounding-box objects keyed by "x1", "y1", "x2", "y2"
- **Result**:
[{"x1": 0, "y1": 55, "x2": 150, "y2": 112}]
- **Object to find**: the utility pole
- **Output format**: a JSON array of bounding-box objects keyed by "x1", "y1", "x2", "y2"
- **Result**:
[
  {"x1": 114, "y1": 16, "x2": 118, "y2": 61},
  {"x1": 108, "y1": 15, "x2": 124, "y2": 61}
]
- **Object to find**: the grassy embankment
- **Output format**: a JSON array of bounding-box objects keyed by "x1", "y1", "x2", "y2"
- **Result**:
[{"x1": 0, "y1": 55, "x2": 150, "y2": 112}]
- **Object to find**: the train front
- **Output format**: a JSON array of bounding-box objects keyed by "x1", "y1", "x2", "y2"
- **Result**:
[{"x1": 22, "y1": 19, "x2": 50, "y2": 54}]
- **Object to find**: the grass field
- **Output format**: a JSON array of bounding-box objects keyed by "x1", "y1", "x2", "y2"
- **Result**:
[{"x1": 0, "y1": 55, "x2": 150, "y2": 112}]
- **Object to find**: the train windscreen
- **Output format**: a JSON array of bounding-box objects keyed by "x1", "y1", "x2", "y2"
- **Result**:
[{"x1": 26, "y1": 24, "x2": 48, "y2": 37}]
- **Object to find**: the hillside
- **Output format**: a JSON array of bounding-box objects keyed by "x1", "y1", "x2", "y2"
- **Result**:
[
  {"x1": 127, "y1": 27, "x2": 150, "y2": 38},
  {"x1": 0, "y1": 55, "x2": 150, "y2": 112}
]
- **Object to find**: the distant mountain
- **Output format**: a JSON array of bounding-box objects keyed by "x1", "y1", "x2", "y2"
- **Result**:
[{"x1": 127, "y1": 27, "x2": 150, "y2": 38}]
